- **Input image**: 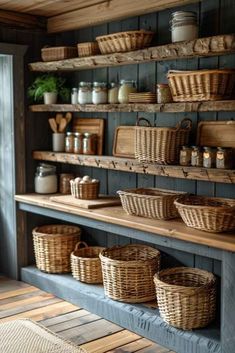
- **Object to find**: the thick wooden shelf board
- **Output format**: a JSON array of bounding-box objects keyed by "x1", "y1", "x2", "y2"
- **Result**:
[
  {"x1": 33, "y1": 151, "x2": 235, "y2": 184},
  {"x1": 15, "y1": 193, "x2": 235, "y2": 253},
  {"x1": 29, "y1": 34, "x2": 235, "y2": 72}
]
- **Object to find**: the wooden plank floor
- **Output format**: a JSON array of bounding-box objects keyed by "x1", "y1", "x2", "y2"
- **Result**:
[{"x1": 0, "y1": 276, "x2": 174, "y2": 353}]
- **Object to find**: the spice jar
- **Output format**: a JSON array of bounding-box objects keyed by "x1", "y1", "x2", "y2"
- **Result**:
[
  {"x1": 78, "y1": 82, "x2": 92, "y2": 104},
  {"x1": 170, "y1": 11, "x2": 198, "y2": 43},
  {"x1": 179, "y1": 146, "x2": 192, "y2": 166},
  {"x1": 216, "y1": 147, "x2": 234, "y2": 169},
  {"x1": 83, "y1": 133, "x2": 97, "y2": 155},
  {"x1": 59, "y1": 173, "x2": 75, "y2": 194},
  {"x1": 71, "y1": 88, "x2": 78, "y2": 104},
  {"x1": 74, "y1": 132, "x2": 83, "y2": 154},
  {"x1": 203, "y1": 147, "x2": 216, "y2": 168},
  {"x1": 34, "y1": 163, "x2": 57, "y2": 194},
  {"x1": 118, "y1": 80, "x2": 137, "y2": 104},
  {"x1": 92, "y1": 82, "x2": 107, "y2": 104},
  {"x1": 108, "y1": 82, "x2": 119, "y2": 104},
  {"x1": 65, "y1": 132, "x2": 74, "y2": 153},
  {"x1": 191, "y1": 146, "x2": 203, "y2": 167},
  {"x1": 156, "y1": 84, "x2": 173, "y2": 104}
]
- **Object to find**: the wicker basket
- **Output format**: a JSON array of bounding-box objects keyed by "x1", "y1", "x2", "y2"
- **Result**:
[
  {"x1": 154, "y1": 267, "x2": 217, "y2": 330},
  {"x1": 71, "y1": 181, "x2": 100, "y2": 200},
  {"x1": 71, "y1": 241, "x2": 105, "y2": 283},
  {"x1": 33, "y1": 224, "x2": 81, "y2": 273},
  {"x1": 174, "y1": 195, "x2": 235, "y2": 233},
  {"x1": 117, "y1": 188, "x2": 186, "y2": 220},
  {"x1": 41, "y1": 46, "x2": 77, "y2": 62},
  {"x1": 77, "y1": 42, "x2": 100, "y2": 57},
  {"x1": 167, "y1": 69, "x2": 235, "y2": 102},
  {"x1": 100, "y1": 244, "x2": 161, "y2": 303},
  {"x1": 135, "y1": 117, "x2": 192, "y2": 164},
  {"x1": 96, "y1": 30, "x2": 154, "y2": 54}
]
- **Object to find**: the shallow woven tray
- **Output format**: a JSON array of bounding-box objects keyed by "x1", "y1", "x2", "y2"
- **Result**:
[
  {"x1": 77, "y1": 42, "x2": 100, "y2": 57},
  {"x1": 129, "y1": 92, "x2": 156, "y2": 103},
  {"x1": 167, "y1": 69, "x2": 235, "y2": 102},
  {"x1": 154, "y1": 267, "x2": 216, "y2": 330},
  {"x1": 100, "y1": 244, "x2": 160, "y2": 303},
  {"x1": 41, "y1": 46, "x2": 77, "y2": 62},
  {"x1": 174, "y1": 195, "x2": 235, "y2": 233},
  {"x1": 71, "y1": 241, "x2": 105, "y2": 283}
]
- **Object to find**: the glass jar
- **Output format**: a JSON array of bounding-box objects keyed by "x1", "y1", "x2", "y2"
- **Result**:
[
  {"x1": 170, "y1": 11, "x2": 198, "y2": 43},
  {"x1": 156, "y1": 84, "x2": 173, "y2": 104},
  {"x1": 179, "y1": 146, "x2": 192, "y2": 166},
  {"x1": 74, "y1": 132, "x2": 83, "y2": 154},
  {"x1": 216, "y1": 147, "x2": 234, "y2": 169},
  {"x1": 71, "y1": 87, "x2": 78, "y2": 104},
  {"x1": 203, "y1": 147, "x2": 216, "y2": 168},
  {"x1": 59, "y1": 173, "x2": 75, "y2": 194},
  {"x1": 92, "y1": 82, "x2": 108, "y2": 104},
  {"x1": 65, "y1": 132, "x2": 74, "y2": 153},
  {"x1": 108, "y1": 82, "x2": 119, "y2": 104},
  {"x1": 118, "y1": 80, "x2": 137, "y2": 104},
  {"x1": 34, "y1": 163, "x2": 57, "y2": 194},
  {"x1": 191, "y1": 146, "x2": 203, "y2": 167},
  {"x1": 83, "y1": 133, "x2": 97, "y2": 155},
  {"x1": 78, "y1": 82, "x2": 92, "y2": 104}
]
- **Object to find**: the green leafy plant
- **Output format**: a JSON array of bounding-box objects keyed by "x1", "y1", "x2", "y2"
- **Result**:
[{"x1": 28, "y1": 74, "x2": 70, "y2": 102}]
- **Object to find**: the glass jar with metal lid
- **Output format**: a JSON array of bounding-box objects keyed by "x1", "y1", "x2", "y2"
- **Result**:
[
  {"x1": 203, "y1": 147, "x2": 216, "y2": 168},
  {"x1": 83, "y1": 133, "x2": 97, "y2": 155},
  {"x1": 191, "y1": 146, "x2": 203, "y2": 167},
  {"x1": 92, "y1": 82, "x2": 108, "y2": 104},
  {"x1": 34, "y1": 163, "x2": 57, "y2": 194},
  {"x1": 118, "y1": 80, "x2": 137, "y2": 104},
  {"x1": 170, "y1": 11, "x2": 198, "y2": 43},
  {"x1": 216, "y1": 147, "x2": 234, "y2": 169},
  {"x1": 74, "y1": 132, "x2": 83, "y2": 154},
  {"x1": 78, "y1": 82, "x2": 92, "y2": 104},
  {"x1": 108, "y1": 82, "x2": 119, "y2": 104},
  {"x1": 65, "y1": 132, "x2": 74, "y2": 153},
  {"x1": 156, "y1": 83, "x2": 173, "y2": 104},
  {"x1": 179, "y1": 146, "x2": 192, "y2": 166},
  {"x1": 59, "y1": 173, "x2": 75, "y2": 194}
]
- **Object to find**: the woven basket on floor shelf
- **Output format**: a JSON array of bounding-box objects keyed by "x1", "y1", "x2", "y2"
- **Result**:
[
  {"x1": 154, "y1": 267, "x2": 217, "y2": 330},
  {"x1": 41, "y1": 46, "x2": 77, "y2": 62},
  {"x1": 71, "y1": 181, "x2": 100, "y2": 200},
  {"x1": 174, "y1": 195, "x2": 235, "y2": 233},
  {"x1": 117, "y1": 188, "x2": 186, "y2": 220},
  {"x1": 33, "y1": 224, "x2": 81, "y2": 273},
  {"x1": 167, "y1": 69, "x2": 235, "y2": 102},
  {"x1": 100, "y1": 244, "x2": 161, "y2": 303},
  {"x1": 135, "y1": 117, "x2": 192, "y2": 164},
  {"x1": 96, "y1": 30, "x2": 154, "y2": 54},
  {"x1": 71, "y1": 241, "x2": 105, "y2": 283},
  {"x1": 77, "y1": 42, "x2": 100, "y2": 57}
]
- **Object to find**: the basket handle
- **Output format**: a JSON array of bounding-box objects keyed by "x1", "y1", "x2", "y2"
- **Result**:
[
  {"x1": 136, "y1": 117, "x2": 152, "y2": 127},
  {"x1": 176, "y1": 118, "x2": 192, "y2": 131},
  {"x1": 74, "y1": 241, "x2": 88, "y2": 251}
]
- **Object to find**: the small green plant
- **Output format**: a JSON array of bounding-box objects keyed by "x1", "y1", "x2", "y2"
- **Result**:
[{"x1": 28, "y1": 74, "x2": 70, "y2": 102}]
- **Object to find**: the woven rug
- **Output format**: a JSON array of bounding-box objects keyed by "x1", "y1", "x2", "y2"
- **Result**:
[{"x1": 0, "y1": 319, "x2": 86, "y2": 353}]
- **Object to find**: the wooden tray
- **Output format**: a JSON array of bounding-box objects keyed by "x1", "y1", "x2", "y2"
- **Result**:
[
  {"x1": 73, "y1": 118, "x2": 104, "y2": 155},
  {"x1": 50, "y1": 195, "x2": 121, "y2": 209},
  {"x1": 113, "y1": 126, "x2": 135, "y2": 158},
  {"x1": 197, "y1": 120, "x2": 235, "y2": 148}
]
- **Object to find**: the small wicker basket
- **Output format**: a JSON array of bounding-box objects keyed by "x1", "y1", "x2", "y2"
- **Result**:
[
  {"x1": 117, "y1": 188, "x2": 186, "y2": 220},
  {"x1": 71, "y1": 181, "x2": 100, "y2": 200},
  {"x1": 154, "y1": 267, "x2": 217, "y2": 330},
  {"x1": 96, "y1": 30, "x2": 154, "y2": 54},
  {"x1": 77, "y1": 42, "x2": 100, "y2": 57},
  {"x1": 41, "y1": 46, "x2": 77, "y2": 62},
  {"x1": 33, "y1": 224, "x2": 81, "y2": 273},
  {"x1": 100, "y1": 244, "x2": 161, "y2": 303},
  {"x1": 167, "y1": 69, "x2": 235, "y2": 102},
  {"x1": 174, "y1": 195, "x2": 235, "y2": 233},
  {"x1": 71, "y1": 241, "x2": 105, "y2": 283}
]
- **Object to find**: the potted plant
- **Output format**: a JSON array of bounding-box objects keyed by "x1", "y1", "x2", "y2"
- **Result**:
[{"x1": 28, "y1": 74, "x2": 70, "y2": 104}]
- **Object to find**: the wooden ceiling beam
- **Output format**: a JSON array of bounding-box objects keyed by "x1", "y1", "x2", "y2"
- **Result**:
[
  {"x1": 47, "y1": 0, "x2": 201, "y2": 33},
  {"x1": 0, "y1": 9, "x2": 46, "y2": 30}
]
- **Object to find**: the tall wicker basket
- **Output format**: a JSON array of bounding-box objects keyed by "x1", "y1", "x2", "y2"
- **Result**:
[{"x1": 33, "y1": 224, "x2": 81, "y2": 273}]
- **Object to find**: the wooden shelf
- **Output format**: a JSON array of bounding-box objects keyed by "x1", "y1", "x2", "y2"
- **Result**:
[
  {"x1": 33, "y1": 151, "x2": 235, "y2": 184},
  {"x1": 29, "y1": 34, "x2": 235, "y2": 72},
  {"x1": 29, "y1": 100, "x2": 235, "y2": 113}
]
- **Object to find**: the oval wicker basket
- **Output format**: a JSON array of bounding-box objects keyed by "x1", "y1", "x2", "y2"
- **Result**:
[
  {"x1": 96, "y1": 30, "x2": 154, "y2": 54},
  {"x1": 154, "y1": 267, "x2": 217, "y2": 330},
  {"x1": 77, "y1": 42, "x2": 100, "y2": 57},
  {"x1": 167, "y1": 69, "x2": 235, "y2": 102},
  {"x1": 71, "y1": 241, "x2": 105, "y2": 283},
  {"x1": 33, "y1": 224, "x2": 81, "y2": 273},
  {"x1": 100, "y1": 244, "x2": 161, "y2": 303},
  {"x1": 174, "y1": 195, "x2": 235, "y2": 233},
  {"x1": 71, "y1": 181, "x2": 100, "y2": 200}
]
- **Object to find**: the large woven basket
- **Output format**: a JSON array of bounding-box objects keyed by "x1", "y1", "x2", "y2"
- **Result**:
[
  {"x1": 135, "y1": 117, "x2": 192, "y2": 164},
  {"x1": 174, "y1": 195, "x2": 235, "y2": 233},
  {"x1": 96, "y1": 30, "x2": 154, "y2": 54},
  {"x1": 117, "y1": 188, "x2": 186, "y2": 220},
  {"x1": 41, "y1": 46, "x2": 77, "y2": 62},
  {"x1": 33, "y1": 224, "x2": 81, "y2": 273},
  {"x1": 100, "y1": 244, "x2": 161, "y2": 303},
  {"x1": 167, "y1": 69, "x2": 235, "y2": 102},
  {"x1": 71, "y1": 241, "x2": 105, "y2": 283},
  {"x1": 77, "y1": 42, "x2": 100, "y2": 57},
  {"x1": 154, "y1": 267, "x2": 217, "y2": 330}
]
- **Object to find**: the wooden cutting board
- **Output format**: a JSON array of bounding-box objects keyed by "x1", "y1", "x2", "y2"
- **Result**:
[
  {"x1": 73, "y1": 118, "x2": 104, "y2": 155},
  {"x1": 50, "y1": 195, "x2": 121, "y2": 209},
  {"x1": 197, "y1": 120, "x2": 235, "y2": 148},
  {"x1": 112, "y1": 126, "x2": 135, "y2": 158}
]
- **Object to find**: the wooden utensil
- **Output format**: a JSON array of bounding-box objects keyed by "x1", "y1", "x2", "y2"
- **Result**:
[
  {"x1": 59, "y1": 117, "x2": 67, "y2": 132},
  {"x1": 65, "y1": 112, "x2": 72, "y2": 124},
  {"x1": 48, "y1": 118, "x2": 57, "y2": 133},
  {"x1": 56, "y1": 113, "x2": 63, "y2": 125}
]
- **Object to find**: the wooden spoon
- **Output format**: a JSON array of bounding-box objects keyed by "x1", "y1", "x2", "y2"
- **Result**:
[
  {"x1": 56, "y1": 113, "x2": 63, "y2": 125},
  {"x1": 48, "y1": 118, "x2": 57, "y2": 133},
  {"x1": 65, "y1": 112, "x2": 72, "y2": 124},
  {"x1": 58, "y1": 117, "x2": 67, "y2": 132}
]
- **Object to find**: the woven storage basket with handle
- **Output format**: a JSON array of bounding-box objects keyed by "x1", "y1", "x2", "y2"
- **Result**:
[
  {"x1": 174, "y1": 195, "x2": 235, "y2": 233},
  {"x1": 100, "y1": 244, "x2": 161, "y2": 303},
  {"x1": 71, "y1": 241, "x2": 105, "y2": 283},
  {"x1": 154, "y1": 267, "x2": 217, "y2": 330},
  {"x1": 135, "y1": 117, "x2": 192, "y2": 164},
  {"x1": 33, "y1": 224, "x2": 81, "y2": 273}
]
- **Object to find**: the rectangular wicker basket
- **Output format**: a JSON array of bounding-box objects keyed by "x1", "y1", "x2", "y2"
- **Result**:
[
  {"x1": 70, "y1": 181, "x2": 99, "y2": 200},
  {"x1": 41, "y1": 46, "x2": 77, "y2": 62},
  {"x1": 77, "y1": 42, "x2": 100, "y2": 57}
]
